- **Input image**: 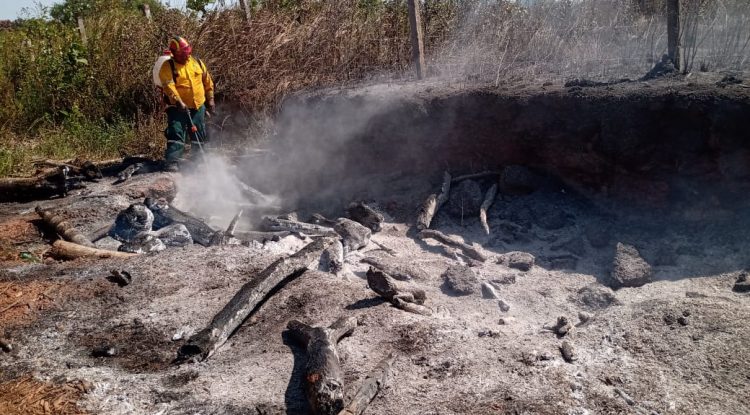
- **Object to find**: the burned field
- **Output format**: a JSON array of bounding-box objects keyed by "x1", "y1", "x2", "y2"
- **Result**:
[{"x1": 1, "y1": 77, "x2": 750, "y2": 415}]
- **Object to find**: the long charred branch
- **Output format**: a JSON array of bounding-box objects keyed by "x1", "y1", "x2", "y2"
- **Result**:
[
  {"x1": 419, "y1": 229, "x2": 488, "y2": 262},
  {"x1": 287, "y1": 316, "x2": 358, "y2": 415},
  {"x1": 36, "y1": 206, "x2": 95, "y2": 248},
  {"x1": 416, "y1": 171, "x2": 451, "y2": 230},
  {"x1": 479, "y1": 184, "x2": 498, "y2": 235},
  {"x1": 50, "y1": 240, "x2": 136, "y2": 260},
  {"x1": 178, "y1": 237, "x2": 337, "y2": 362},
  {"x1": 261, "y1": 216, "x2": 338, "y2": 237},
  {"x1": 338, "y1": 353, "x2": 396, "y2": 415}
]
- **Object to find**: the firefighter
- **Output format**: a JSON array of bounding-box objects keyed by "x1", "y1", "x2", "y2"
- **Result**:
[{"x1": 158, "y1": 36, "x2": 215, "y2": 171}]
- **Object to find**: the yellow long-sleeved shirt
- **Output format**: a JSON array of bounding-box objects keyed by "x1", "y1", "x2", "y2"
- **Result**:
[{"x1": 159, "y1": 56, "x2": 215, "y2": 109}]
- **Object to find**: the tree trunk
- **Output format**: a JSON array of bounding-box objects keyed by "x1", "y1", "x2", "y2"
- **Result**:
[
  {"x1": 419, "y1": 229, "x2": 488, "y2": 262},
  {"x1": 667, "y1": 0, "x2": 681, "y2": 71},
  {"x1": 416, "y1": 171, "x2": 451, "y2": 230}
]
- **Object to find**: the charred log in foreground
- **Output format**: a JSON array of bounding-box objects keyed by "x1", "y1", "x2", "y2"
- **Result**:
[
  {"x1": 145, "y1": 198, "x2": 216, "y2": 246},
  {"x1": 416, "y1": 171, "x2": 451, "y2": 230},
  {"x1": 338, "y1": 352, "x2": 396, "y2": 415},
  {"x1": 36, "y1": 206, "x2": 95, "y2": 248},
  {"x1": 178, "y1": 237, "x2": 337, "y2": 362},
  {"x1": 479, "y1": 183, "x2": 498, "y2": 235},
  {"x1": 366, "y1": 267, "x2": 431, "y2": 316},
  {"x1": 287, "y1": 316, "x2": 358, "y2": 415},
  {"x1": 51, "y1": 240, "x2": 136, "y2": 260},
  {"x1": 418, "y1": 229, "x2": 488, "y2": 262},
  {"x1": 87, "y1": 224, "x2": 113, "y2": 242}
]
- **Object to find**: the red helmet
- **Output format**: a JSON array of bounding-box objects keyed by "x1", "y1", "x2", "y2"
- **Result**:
[{"x1": 168, "y1": 36, "x2": 192, "y2": 59}]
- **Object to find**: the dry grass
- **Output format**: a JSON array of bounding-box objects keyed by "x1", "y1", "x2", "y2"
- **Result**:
[{"x1": 0, "y1": 376, "x2": 89, "y2": 415}]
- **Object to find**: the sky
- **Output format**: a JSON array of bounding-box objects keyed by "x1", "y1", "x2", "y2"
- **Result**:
[{"x1": 0, "y1": 0, "x2": 189, "y2": 20}]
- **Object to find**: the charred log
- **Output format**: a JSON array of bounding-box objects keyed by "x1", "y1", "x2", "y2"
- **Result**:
[
  {"x1": 346, "y1": 202, "x2": 384, "y2": 232},
  {"x1": 360, "y1": 256, "x2": 430, "y2": 281},
  {"x1": 261, "y1": 216, "x2": 338, "y2": 237},
  {"x1": 287, "y1": 316, "x2": 358, "y2": 415},
  {"x1": 50, "y1": 240, "x2": 136, "y2": 260},
  {"x1": 209, "y1": 210, "x2": 243, "y2": 246},
  {"x1": 338, "y1": 352, "x2": 396, "y2": 415},
  {"x1": 0, "y1": 168, "x2": 84, "y2": 202},
  {"x1": 145, "y1": 198, "x2": 216, "y2": 246},
  {"x1": 479, "y1": 183, "x2": 498, "y2": 235},
  {"x1": 416, "y1": 171, "x2": 451, "y2": 230},
  {"x1": 36, "y1": 206, "x2": 95, "y2": 248},
  {"x1": 366, "y1": 267, "x2": 431, "y2": 316},
  {"x1": 418, "y1": 229, "x2": 488, "y2": 262},
  {"x1": 178, "y1": 237, "x2": 337, "y2": 361}
]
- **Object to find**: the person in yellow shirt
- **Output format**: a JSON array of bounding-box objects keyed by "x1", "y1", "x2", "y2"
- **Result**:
[{"x1": 159, "y1": 36, "x2": 215, "y2": 171}]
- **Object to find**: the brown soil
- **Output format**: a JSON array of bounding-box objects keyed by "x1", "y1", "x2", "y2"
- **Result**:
[
  {"x1": 0, "y1": 376, "x2": 90, "y2": 415},
  {"x1": 0, "y1": 280, "x2": 66, "y2": 330}
]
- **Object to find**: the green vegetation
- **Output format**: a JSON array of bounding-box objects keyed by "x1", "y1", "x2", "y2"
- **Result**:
[{"x1": 1, "y1": 0, "x2": 748, "y2": 176}]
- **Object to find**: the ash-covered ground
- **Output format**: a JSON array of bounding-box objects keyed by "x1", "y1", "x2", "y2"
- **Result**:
[{"x1": 1, "y1": 78, "x2": 750, "y2": 415}]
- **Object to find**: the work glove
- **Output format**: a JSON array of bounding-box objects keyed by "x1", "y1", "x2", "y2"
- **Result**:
[
  {"x1": 206, "y1": 97, "x2": 215, "y2": 116},
  {"x1": 175, "y1": 100, "x2": 188, "y2": 111}
]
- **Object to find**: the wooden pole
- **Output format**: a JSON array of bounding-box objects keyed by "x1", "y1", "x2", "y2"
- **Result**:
[
  {"x1": 407, "y1": 0, "x2": 426, "y2": 79},
  {"x1": 667, "y1": 0, "x2": 681, "y2": 71},
  {"x1": 239, "y1": 0, "x2": 252, "y2": 22},
  {"x1": 77, "y1": 16, "x2": 87, "y2": 45}
]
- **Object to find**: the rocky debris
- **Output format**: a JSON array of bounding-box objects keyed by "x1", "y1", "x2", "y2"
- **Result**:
[
  {"x1": 478, "y1": 330, "x2": 501, "y2": 338},
  {"x1": 347, "y1": 202, "x2": 384, "y2": 232},
  {"x1": 497, "y1": 299, "x2": 511, "y2": 312},
  {"x1": 442, "y1": 265, "x2": 479, "y2": 295},
  {"x1": 154, "y1": 224, "x2": 193, "y2": 247},
  {"x1": 137, "y1": 176, "x2": 177, "y2": 202},
  {"x1": 609, "y1": 243, "x2": 653, "y2": 288},
  {"x1": 550, "y1": 316, "x2": 573, "y2": 337},
  {"x1": 0, "y1": 338, "x2": 12, "y2": 353},
  {"x1": 91, "y1": 345, "x2": 117, "y2": 358},
  {"x1": 481, "y1": 282, "x2": 499, "y2": 299},
  {"x1": 577, "y1": 311, "x2": 593, "y2": 324},
  {"x1": 733, "y1": 271, "x2": 750, "y2": 293},
  {"x1": 584, "y1": 223, "x2": 611, "y2": 248},
  {"x1": 499, "y1": 165, "x2": 543, "y2": 194},
  {"x1": 560, "y1": 341, "x2": 577, "y2": 363},
  {"x1": 552, "y1": 236, "x2": 586, "y2": 257},
  {"x1": 110, "y1": 203, "x2": 154, "y2": 243},
  {"x1": 498, "y1": 317, "x2": 514, "y2": 325},
  {"x1": 447, "y1": 179, "x2": 483, "y2": 218},
  {"x1": 319, "y1": 239, "x2": 344, "y2": 275},
  {"x1": 491, "y1": 273, "x2": 517, "y2": 286},
  {"x1": 546, "y1": 254, "x2": 578, "y2": 270},
  {"x1": 107, "y1": 270, "x2": 132, "y2": 287},
  {"x1": 663, "y1": 313, "x2": 677, "y2": 325},
  {"x1": 678, "y1": 316, "x2": 689, "y2": 326},
  {"x1": 573, "y1": 284, "x2": 621, "y2": 310},
  {"x1": 333, "y1": 218, "x2": 371, "y2": 254},
  {"x1": 497, "y1": 251, "x2": 535, "y2": 271},
  {"x1": 118, "y1": 233, "x2": 166, "y2": 254}
]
